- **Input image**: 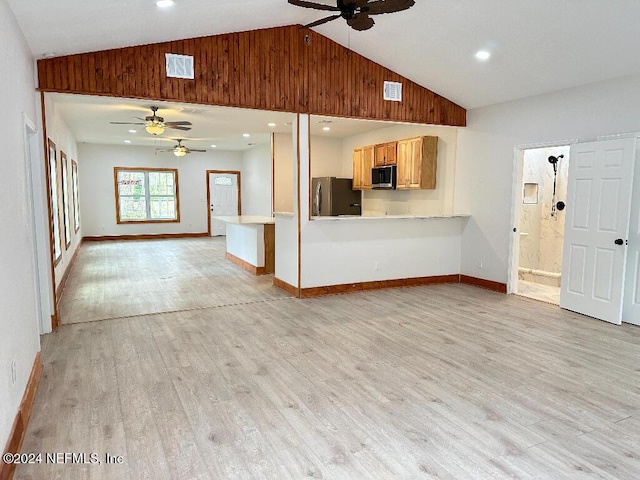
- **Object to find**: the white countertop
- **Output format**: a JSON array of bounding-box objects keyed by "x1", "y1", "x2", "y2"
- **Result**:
[
  {"x1": 310, "y1": 214, "x2": 470, "y2": 221},
  {"x1": 212, "y1": 215, "x2": 275, "y2": 225}
]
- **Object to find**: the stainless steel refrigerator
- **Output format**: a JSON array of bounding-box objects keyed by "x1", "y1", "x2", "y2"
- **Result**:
[{"x1": 311, "y1": 177, "x2": 362, "y2": 216}]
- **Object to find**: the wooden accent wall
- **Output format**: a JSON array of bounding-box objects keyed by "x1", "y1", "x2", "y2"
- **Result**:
[
  {"x1": 37, "y1": 25, "x2": 465, "y2": 126},
  {"x1": 304, "y1": 30, "x2": 464, "y2": 125}
]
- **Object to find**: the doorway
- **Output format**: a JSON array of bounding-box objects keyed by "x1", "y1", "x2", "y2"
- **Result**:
[
  {"x1": 207, "y1": 170, "x2": 241, "y2": 236},
  {"x1": 23, "y1": 114, "x2": 55, "y2": 334},
  {"x1": 510, "y1": 144, "x2": 571, "y2": 305}
]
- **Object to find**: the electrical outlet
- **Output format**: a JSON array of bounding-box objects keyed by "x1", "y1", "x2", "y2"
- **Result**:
[
  {"x1": 374, "y1": 261, "x2": 381, "y2": 271},
  {"x1": 10, "y1": 360, "x2": 16, "y2": 385}
]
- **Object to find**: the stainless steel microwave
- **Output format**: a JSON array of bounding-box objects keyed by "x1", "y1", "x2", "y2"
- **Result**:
[{"x1": 371, "y1": 165, "x2": 397, "y2": 189}]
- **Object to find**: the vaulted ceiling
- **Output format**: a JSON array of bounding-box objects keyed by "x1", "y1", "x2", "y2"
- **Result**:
[{"x1": 8, "y1": 0, "x2": 640, "y2": 109}]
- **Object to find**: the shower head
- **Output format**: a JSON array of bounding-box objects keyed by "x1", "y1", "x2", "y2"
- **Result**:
[{"x1": 548, "y1": 154, "x2": 564, "y2": 164}]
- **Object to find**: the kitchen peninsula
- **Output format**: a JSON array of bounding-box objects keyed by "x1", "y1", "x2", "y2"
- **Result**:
[
  {"x1": 272, "y1": 115, "x2": 479, "y2": 298},
  {"x1": 212, "y1": 216, "x2": 275, "y2": 275}
]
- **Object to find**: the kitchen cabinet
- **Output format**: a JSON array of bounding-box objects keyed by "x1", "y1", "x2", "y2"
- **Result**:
[
  {"x1": 352, "y1": 145, "x2": 374, "y2": 190},
  {"x1": 374, "y1": 142, "x2": 397, "y2": 166},
  {"x1": 396, "y1": 136, "x2": 438, "y2": 189}
]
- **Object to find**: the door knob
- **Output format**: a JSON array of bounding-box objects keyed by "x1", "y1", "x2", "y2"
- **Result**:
[{"x1": 614, "y1": 238, "x2": 624, "y2": 245}]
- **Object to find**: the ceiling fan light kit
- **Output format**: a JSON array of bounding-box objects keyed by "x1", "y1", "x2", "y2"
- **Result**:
[
  {"x1": 288, "y1": 0, "x2": 415, "y2": 31},
  {"x1": 110, "y1": 105, "x2": 192, "y2": 137},
  {"x1": 156, "y1": 139, "x2": 206, "y2": 156},
  {"x1": 145, "y1": 123, "x2": 165, "y2": 135}
]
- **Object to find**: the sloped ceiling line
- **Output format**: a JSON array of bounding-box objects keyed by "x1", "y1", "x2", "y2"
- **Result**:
[{"x1": 37, "y1": 25, "x2": 466, "y2": 127}]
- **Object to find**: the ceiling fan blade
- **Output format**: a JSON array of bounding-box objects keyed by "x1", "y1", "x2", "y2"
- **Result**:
[
  {"x1": 166, "y1": 125, "x2": 192, "y2": 131},
  {"x1": 348, "y1": 13, "x2": 375, "y2": 30},
  {"x1": 110, "y1": 121, "x2": 145, "y2": 125},
  {"x1": 364, "y1": 0, "x2": 415, "y2": 15},
  {"x1": 304, "y1": 14, "x2": 342, "y2": 28},
  {"x1": 189, "y1": 149, "x2": 207, "y2": 153},
  {"x1": 155, "y1": 149, "x2": 173, "y2": 152},
  {"x1": 134, "y1": 117, "x2": 148, "y2": 121},
  {"x1": 288, "y1": 0, "x2": 340, "y2": 12},
  {"x1": 164, "y1": 121, "x2": 192, "y2": 126}
]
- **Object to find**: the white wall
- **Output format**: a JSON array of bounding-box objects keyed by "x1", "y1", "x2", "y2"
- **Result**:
[
  {"x1": 341, "y1": 124, "x2": 459, "y2": 216},
  {"x1": 78, "y1": 143, "x2": 243, "y2": 236},
  {"x1": 274, "y1": 118, "x2": 302, "y2": 287},
  {"x1": 456, "y1": 73, "x2": 640, "y2": 284},
  {"x1": 273, "y1": 132, "x2": 294, "y2": 213},
  {"x1": 301, "y1": 218, "x2": 465, "y2": 288},
  {"x1": 0, "y1": 0, "x2": 42, "y2": 453},
  {"x1": 226, "y1": 223, "x2": 264, "y2": 267},
  {"x1": 275, "y1": 214, "x2": 298, "y2": 287},
  {"x1": 241, "y1": 143, "x2": 272, "y2": 216},
  {"x1": 44, "y1": 96, "x2": 82, "y2": 287},
  {"x1": 310, "y1": 136, "x2": 345, "y2": 178}
]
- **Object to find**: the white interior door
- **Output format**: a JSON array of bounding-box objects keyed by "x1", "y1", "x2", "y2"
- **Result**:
[
  {"x1": 560, "y1": 138, "x2": 636, "y2": 324},
  {"x1": 623, "y1": 144, "x2": 640, "y2": 326},
  {"x1": 209, "y1": 173, "x2": 238, "y2": 236}
]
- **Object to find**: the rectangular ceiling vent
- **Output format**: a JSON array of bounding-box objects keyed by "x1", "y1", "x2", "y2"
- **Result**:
[
  {"x1": 165, "y1": 53, "x2": 194, "y2": 80},
  {"x1": 383, "y1": 81, "x2": 402, "y2": 102}
]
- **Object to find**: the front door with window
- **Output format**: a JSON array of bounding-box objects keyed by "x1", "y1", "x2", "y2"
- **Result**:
[{"x1": 209, "y1": 173, "x2": 239, "y2": 236}]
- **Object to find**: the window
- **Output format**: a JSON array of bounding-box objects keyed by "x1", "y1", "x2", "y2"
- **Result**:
[
  {"x1": 213, "y1": 176, "x2": 233, "y2": 186},
  {"x1": 71, "y1": 160, "x2": 80, "y2": 232},
  {"x1": 47, "y1": 139, "x2": 62, "y2": 265},
  {"x1": 114, "y1": 167, "x2": 180, "y2": 223},
  {"x1": 61, "y1": 152, "x2": 71, "y2": 249}
]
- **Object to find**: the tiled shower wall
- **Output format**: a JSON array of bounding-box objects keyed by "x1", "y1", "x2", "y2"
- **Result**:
[{"x1": 519, "y1": 146, "x2": 570, "y2": 284}]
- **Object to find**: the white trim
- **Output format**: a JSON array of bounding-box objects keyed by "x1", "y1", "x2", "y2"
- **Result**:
[
  {"x1": 23, "y1": 112, "x2": 53, "y2": 334},
  {"x1": 597, "y1": 131, "x2": 640, "y2": 141},
  {"x1": 514, "y1": 138, "x2": 579, "y2": 150}
]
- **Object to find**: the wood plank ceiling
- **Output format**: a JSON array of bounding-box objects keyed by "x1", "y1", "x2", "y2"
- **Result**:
[{"x1": 37, "y1": 25, "x2": 466, "y2": 127}]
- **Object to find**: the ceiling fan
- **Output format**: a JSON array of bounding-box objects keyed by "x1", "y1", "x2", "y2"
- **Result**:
[
  {"x1": 110, "y1": 106, "x2": 192, "y2": 135},
  {"x1": 156, "y1": 139, "x2": 206, "y2": 157},
  {"x1": 288, "y1": 0, "x2": 415, "y2": 31}
]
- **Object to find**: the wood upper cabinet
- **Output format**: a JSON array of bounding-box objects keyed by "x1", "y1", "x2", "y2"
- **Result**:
[
  {"x1": 353, "y1": 148, "x2": 363, "y2": 190},
  {"x1": 374, "y1": 142, "x2": 397, "y2": 166},
  {"x1": 353, "y1": 146, "x2": 374, "y2": 190},
  {"x1": 396, "y1": 136, "x2": 438, "y2": 189}
]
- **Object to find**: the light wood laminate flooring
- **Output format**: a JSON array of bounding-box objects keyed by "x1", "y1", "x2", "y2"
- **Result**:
[
  {"x1": 59, "y1": 238, "x2": 289, "y2": 324},
  {"x1": 16, "y1": 238, "x2": 640, "y2": 479}
]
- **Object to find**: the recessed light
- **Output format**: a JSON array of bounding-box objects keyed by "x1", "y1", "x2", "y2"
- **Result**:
[
  {"x1": 322, "y1": 126, "x2": 331, "y2": 131},
  {"x1": 267, "y1": 123, "x2": 277, "y2": 128},
  {"x1": 156, "y1": 0, "x2": 174, "y2": 8},
  {"x1": 128, "y1": 129, "x2": 137, "y2": 133},
  {"x1": 475, "y1": 50, "x2": 491, "y2": 61},
  {"x1": 210, "y1": 144, "x2": 217, "y2": 148},
  {"x1": 124, "y1": 140, "x2": 131, "y2": 144},
  {"x1": 242, "y1": 133, "x2": 250, "y2": 138}
]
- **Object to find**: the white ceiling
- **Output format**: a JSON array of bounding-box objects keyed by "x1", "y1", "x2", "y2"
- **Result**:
[
  {"x1": 9, "y1": 0, "x2": 640, "y2": 110},
  {"x1": 50, "y1": 93, "x2": 396, "y2": 151}
]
